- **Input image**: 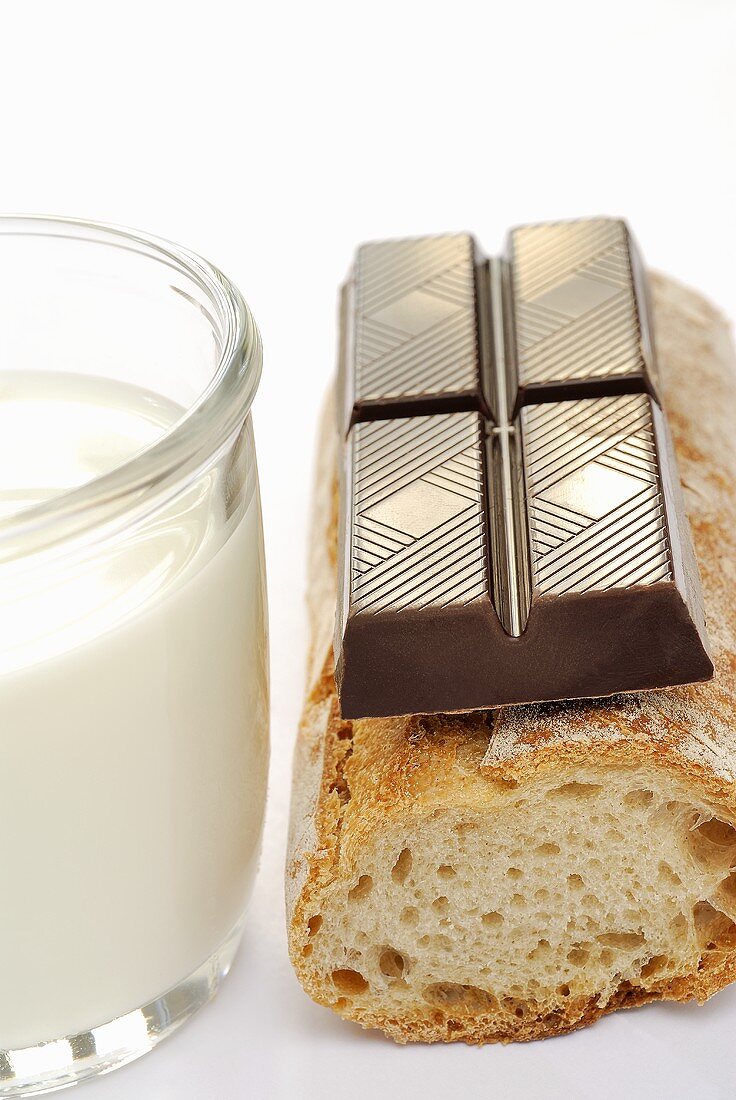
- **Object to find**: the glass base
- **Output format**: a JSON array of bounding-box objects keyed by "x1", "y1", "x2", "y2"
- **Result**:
[{"x1": 0, "y1": 919, "x2": 244, "y2": 1097}]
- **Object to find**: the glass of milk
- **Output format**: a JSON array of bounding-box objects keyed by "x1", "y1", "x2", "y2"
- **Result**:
[{"x1": 0, "y1": 217, "x2": 268, "y2": 1094}]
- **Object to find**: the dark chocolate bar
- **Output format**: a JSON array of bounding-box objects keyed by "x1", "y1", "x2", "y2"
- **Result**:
[{"x1": 334, "y1": 219, "x2": 713, "y2": 719}]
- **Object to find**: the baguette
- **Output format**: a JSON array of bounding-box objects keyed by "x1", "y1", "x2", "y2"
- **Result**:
[{"x1": 286, "y1": 273, "x2": 736, "y2": 1043}]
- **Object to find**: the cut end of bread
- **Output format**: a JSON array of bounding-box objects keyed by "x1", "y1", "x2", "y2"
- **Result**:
[{"x1": 291, "y1": 725, "x2": 736, "y2": 1042}]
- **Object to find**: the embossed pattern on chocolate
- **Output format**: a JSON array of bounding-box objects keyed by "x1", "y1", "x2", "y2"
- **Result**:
[
  {"x1": 522, "y1": 393, "x2": 671, "y2": 597},
  {"x1": 350, "y1": 412, "x2": 487, "y2": 612},
  {"x1": 340, "y1": 235, "x2": 485, "y2": 429},
  {"x1": 510, "y1": 219, "x2": 657, "y2": 407}
]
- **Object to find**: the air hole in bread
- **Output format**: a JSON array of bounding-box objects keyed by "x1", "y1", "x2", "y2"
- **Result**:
[
  {"x1": 693, "y1": 901, "x2": 736, "y2": 950},
  {"x1": 437, "y1": 864, "x2": 457, "y2": 880},
  {"x1": 623, "y1": 789, "x2": 654, "y2": 809},
  {"x1": 332, "y1": 968, "x2": 369, "y2": 995},
  {"x1": 400, "y1": 905, "x2": 419, "y2": 925},
  {"x1": 549, "y1": 782, "x2": 602, "y2": 799},
  {"x1": 567, "y1": 946, "x2": 589, "y2": 966},
  {"x1": 536, "y1": 842, "x2": 560, "y2": 856},
  {"x1": 423, "y1": 982, "x2": 498, "y2": 1013},
  {"x1": 348, "y1": 875, "x2": 373, "y2": 902},
  {"x1": 712, "y1": 872, "x2": 736, "y2": 922},
  {"x1": 419, "y1": 933, "x2": 452, "y2": 951},
  {"x1": 488, "y1": 777, "x2": 519, "y2": 792},
  {"x1": 432, "y1": 896, "x2": 449, "y2": 915},
  {"x1": 658, "y1": 862, "x2": 682, "y2": 889},
  {"x1": 481, "y1": 911, "x2": 503, "y2": 927},
  {"x1": 640, "y1": 954, "x2": 668, "y2": 978},
  {"x1": 615, "y1": 980, "x2": 645, "y2": 1005},
  {"x1": 379, "y1": 948, "x2": 406, "y2": 978},
  {"x1": 666, "y1": 800, "x2": 691, "y2": 815},
  {"x1": 307, "y1": 914, "x2": 322, "y2": 936},
  {"x1": 507, "y1": 867, "x2": 523, "y2": 880},
  {"x1": 693, "y1": 818, "x2": 736, "y2": 847},
  {"x1": 328, "y1": 735, "x2": 353, "y2": 804},
  {"x1": 719, "y1": 871, "x2": 736, "y2": 900},
  {"x1": 596, "y1": 932, "x2": 646, "y2": 949},
  {"x1": 687, "y1": 821, "x2": 736, "y2": 873},
  {"x1": 670, "y1": 913, "x2": 688, "y2": 938},
  {"x1": 568, "y1": 874, "x2": 584, "y2": 890},
  {"x1": 391, "y1": 848, "x2": 413, "y2": 885}
]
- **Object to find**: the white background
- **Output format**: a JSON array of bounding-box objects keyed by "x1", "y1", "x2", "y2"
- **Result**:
[{"x1": 4, "y1": 1, "x2": 736, "y2": 1097}]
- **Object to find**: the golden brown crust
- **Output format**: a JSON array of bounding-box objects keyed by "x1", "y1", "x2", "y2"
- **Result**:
[{"x1": 286, "y1": 273, "x2": 736, "y2": 1043}]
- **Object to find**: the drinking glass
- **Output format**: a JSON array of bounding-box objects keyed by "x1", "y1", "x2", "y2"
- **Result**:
[{"x1": 0, "y1": 216, "x2": 268, "y2": 1095}]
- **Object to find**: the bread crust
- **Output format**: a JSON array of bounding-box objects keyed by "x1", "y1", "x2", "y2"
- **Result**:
[{"x1": 286, "y1": 273, "x2": 736, "y2": 1043}]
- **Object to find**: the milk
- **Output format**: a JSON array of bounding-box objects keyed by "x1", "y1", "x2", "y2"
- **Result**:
[{"x1": 0, "y1": 372, "x2": 269, "y2": 1051}]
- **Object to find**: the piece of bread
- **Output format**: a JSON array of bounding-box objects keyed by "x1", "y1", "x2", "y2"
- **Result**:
[{"x1": 286, "y1": 273, "x2": 736, "y2": 1044}]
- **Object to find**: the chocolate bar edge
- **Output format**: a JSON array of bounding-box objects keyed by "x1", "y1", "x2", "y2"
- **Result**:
[{"x1": 335, "y1": 582, "x2": 713, "y2": 720}]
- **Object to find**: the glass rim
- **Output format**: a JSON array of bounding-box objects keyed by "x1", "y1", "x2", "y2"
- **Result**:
[{"x1": 0, "y1": 214, "x2": 262, "y2": 561}]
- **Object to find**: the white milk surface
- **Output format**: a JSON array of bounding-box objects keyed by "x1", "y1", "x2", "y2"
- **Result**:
[{"x1": 0, "y1": 373, "x2": 269, "y2": 1050}]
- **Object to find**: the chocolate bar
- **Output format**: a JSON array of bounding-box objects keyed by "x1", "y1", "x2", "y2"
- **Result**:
[{"x1": 334, "y1": 219, "x2": 713, "y2": 719}]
